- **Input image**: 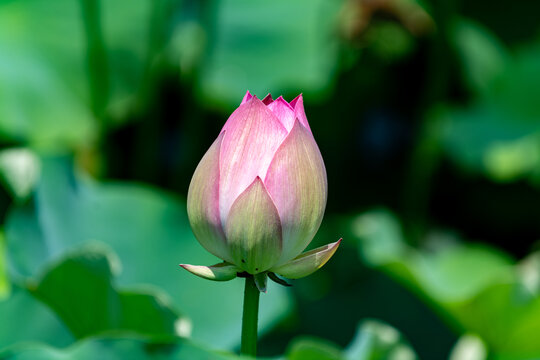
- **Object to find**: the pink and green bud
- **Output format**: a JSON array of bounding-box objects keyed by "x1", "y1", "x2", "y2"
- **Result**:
[{"x1": 182, "y1": 92, "x2": 340, "y2": 282}]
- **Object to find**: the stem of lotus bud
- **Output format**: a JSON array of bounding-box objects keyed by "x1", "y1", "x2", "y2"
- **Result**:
[{"x1": 240, "y1": 275, "x2": 260, "y2": 357}]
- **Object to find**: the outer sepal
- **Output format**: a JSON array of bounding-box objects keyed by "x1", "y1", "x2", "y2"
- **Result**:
[
  {"x1": 270, "y1": 239, "x2": 341, "y2": 279},
  {"x1": 268, "y1": 272, "x2": 291, "y2": 287},
  {"x1": 254, "y1": 273, "x2": 268, "y2": 293},
  {"x1": 179, "y1": 262, "x2": 240, "y2": 281}
]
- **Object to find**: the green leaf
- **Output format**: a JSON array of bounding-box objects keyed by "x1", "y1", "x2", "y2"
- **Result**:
[
  {"x1": 0, "y1": 284, "x2": 73, "y2": 350},
  {"x1": 451, "y1": 18, "x2": 509, "y2": 95},
  {"x1": 354, "y1": 209, "x2": 540, "y2": 358},
  {"x1": 439, "y1": 104, "x2": 540, "y2": 182},
  {"x1": 356, "y1": 209, "x2": 514, "y2": 302},
  {"x1": 449, "y1": 282, "x2": 540, "y2": 358},
  {"x1": 345, "y1": 320, "x2": 418, "y2": 360},
  {"x1": 195, "y1": 0, "x2": 341, "y2": 108},
  {"x1": 0, "y1": 0, "x2": 158, "y2": 148},
  {"x1": 284, "y1": 319, "x2": 418, "y2": 360},
  {"x1": 29, "y1": 244, "x2": 180, "y2": 339},
  {"x1": 0, "y1": 0, "x2": 95, "y2": 148},
  {"x1": 286, "y1": 338, "x2": 344, "y2": 360},
  {"x1": 4, "y1": 203, "x2": 48, "y2": 279},
  {"x1": 0, "y1": 319, "x2": 418, "y2": 360},
  {"x1": 5, "y1": 156, "x2": 292, "y2": 349},
  {"x1": 99, "y1": 0, "x2": 158, "y2": 122},
  {"x1": 440, "y1": 27, "x2": 540, "y2": 182},
  {"x1": 0, "y1": 336, "x2": 248, "y2": 360},
  {"x1": 364, "y1": 22, "x2": 416, "y2": 63}
]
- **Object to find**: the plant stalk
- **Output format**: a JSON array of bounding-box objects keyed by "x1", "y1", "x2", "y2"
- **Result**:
[
  {"x1": 80, "y1": 0, "x2": 109, "y2": 123},
  {"x1": 241, "y1": 276, "x2": 260, "y2": 357}
]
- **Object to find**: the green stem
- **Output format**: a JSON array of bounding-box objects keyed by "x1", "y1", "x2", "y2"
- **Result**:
[
  {"x1": 241, "y1": 276, "x2": 260, "y2": 357},
  {"x1": 80, "y1": 0, "x2": 109, "y2": 124}
]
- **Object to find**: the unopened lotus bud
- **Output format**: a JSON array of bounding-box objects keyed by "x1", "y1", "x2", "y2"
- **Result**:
[{"x1": 182, "y1": 91, "x2": 340, "y2": 283}]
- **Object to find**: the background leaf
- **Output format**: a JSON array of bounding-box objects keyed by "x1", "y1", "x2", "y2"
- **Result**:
[
  {"x1": 0, "y1": 284, "x2": 72, "y2": 349},
  {"x1": 30, "y1": 244, "x2": 180, "y2": 339},
  {"x1": 4, "y1": 156, "x2": 292, "y2": 349},
  {"x1": 0, "y1": 336, "x2": 247, "y2": 360},
  {"x1": 195, "y1": 0, "x2": 342, "y2": 108},
  {"x1": 354, "y1": 209, "x2": 540, "y2": 358}
]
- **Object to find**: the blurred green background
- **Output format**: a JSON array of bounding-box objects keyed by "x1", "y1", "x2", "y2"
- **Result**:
[{"x1": 1, "y1": 0, "x2": 540, "y2": 359}]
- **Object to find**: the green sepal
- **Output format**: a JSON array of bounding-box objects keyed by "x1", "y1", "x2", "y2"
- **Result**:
[
  {"x1": 268, "y1": 272, "x2": 291, "y2": 287},
  {"x1": 271, "y1": 239, "x2": 341, "y2": 279},
  {"x1": 179, "y1": 262, "x2": 240, "y2": 281},
  {"x1": 253, "y1": 272, "x2": 268, "y2": 293}
]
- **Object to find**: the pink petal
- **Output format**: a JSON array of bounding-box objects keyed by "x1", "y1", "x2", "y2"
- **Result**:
[
  {"x1": 264, "y1": 119, "x2": 327, "y2": 265},
  {"x1": 267, "y1": 96, "x2": 296, "y2": 132},
  {"x1": 225, "y1": 177, "x2": 283, "y2": 273},
  {"x1": 289, "y1": 94, "x2": 301, "y2": 108},
  {"x1": 240, "y1": 90, "x2": 253, "y2": 105},
  {"x1": 219, "y1": 97, "x2": 288, "y2": 224},
  {"x1": 187, "y1": 132, "x2": 232, "y2": 262},
  {"x1": 290, "y1": 94, "x2": 311, "y2": 132},
  {"x1": 261, "y1": 94, "x2": 274, "y2": 105}
]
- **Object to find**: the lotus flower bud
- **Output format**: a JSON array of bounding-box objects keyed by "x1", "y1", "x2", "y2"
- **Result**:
[{"x1": 181, "y1": 91, "x2": 340, "y2": 284}]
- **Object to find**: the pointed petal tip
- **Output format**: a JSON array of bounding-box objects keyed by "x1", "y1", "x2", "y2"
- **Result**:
[
  {"x1": 290, "y1": 117, "x2": 310, "y2": 134},
  {"x1": 267, "y1": 96, "x2": 296, "y2": 131},
  {"x1": 289, "y1": 94, "x2": 310, "y2": 132},
  {"x1": 251, "y1": 176, "x2": 270, "y2": 192},
  {"x1": 289, "y1": 93, "x2": 303, "y2": 109},
  {"x1": 262, "y1": 93, "x2": 273, "y2": 105},
  {"x1": 244, "y1": 94, "x2": 272, "y2": 110},
  {"x1": 241, "y1": 90, "x2": 264, "y2": 105},
  {"x1": 274, "y1": 95, "x2": 293, "y2": 108},
  {"x1": 241, "y1": 90, "x2": 253, "y2": 105}
]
